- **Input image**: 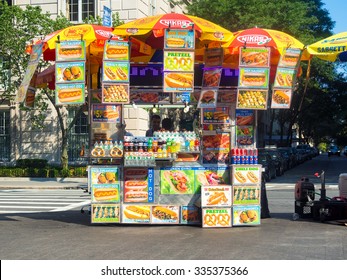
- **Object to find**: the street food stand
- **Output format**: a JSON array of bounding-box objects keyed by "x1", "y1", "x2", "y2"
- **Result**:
[{"x1": 21, "y1": 19, "x2": 306, "y2": 229}]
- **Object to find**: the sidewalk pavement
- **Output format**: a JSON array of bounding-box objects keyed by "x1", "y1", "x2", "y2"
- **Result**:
[{"x1": 0, "y1": 177, "x2": 87, "y2": 189}]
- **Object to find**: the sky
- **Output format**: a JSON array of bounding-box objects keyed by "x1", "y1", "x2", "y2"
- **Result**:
[{"x1": 322, "y1": 0, "x2": 346, "y2": 33}]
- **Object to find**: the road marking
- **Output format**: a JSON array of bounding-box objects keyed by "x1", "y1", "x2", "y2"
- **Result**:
[{"x1": 50, "y1": 200, "x2": 91, "y2": 212}]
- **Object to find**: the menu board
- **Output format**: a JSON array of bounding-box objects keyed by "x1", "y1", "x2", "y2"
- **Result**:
[
  {"x1": 55, "y1": 40, "x2": 86, "y2": 106},
  {"x1": 197, "y1": 89, "x2": 218, "y2": 108},
  {"x1": 123, "y1": 167, "x2": 154, "y2": 203},
  {"x1": 202, "y1": 133, "x2": 230, "y2": 164},
  {"x1": 202, "y1": 208, "x2": 232, "y2": 228},
  {"x1": 202, "y1": 68, "x2": 222, "y2": 88},
  {"x1": 163, "y1": 29, "x2": 195, "y2": 93},
  {"x1": 102, "y1": 41, "x2": 130, "y2": 103},
  {"x1": 278, "y1": 48, "x2": 301, "y2": 68},
  {"x1": 236, "y1": 126, "x2": 254, "y2": 146},
  {"x1": 236, "y1": 109, "x2": 254, "y2": 126},
  {"x1": 201, "y1": 185, "x2": 232, "y2": 207}
]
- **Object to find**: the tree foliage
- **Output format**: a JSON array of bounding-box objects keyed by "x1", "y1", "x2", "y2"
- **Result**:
[{"x1": 185, "y1": 0, "x2": 347, "y2": 146}]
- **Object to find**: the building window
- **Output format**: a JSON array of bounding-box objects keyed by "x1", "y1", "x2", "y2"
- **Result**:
[
  {"x1": 67, "y1": 0, "x2": 95, "y2": 23},
  {"x1": 67, "y1": 109, "x2": 89, "y2": 162},
  {"x1": 0, "y1": 110, "x2": 10, "y2": 161}
]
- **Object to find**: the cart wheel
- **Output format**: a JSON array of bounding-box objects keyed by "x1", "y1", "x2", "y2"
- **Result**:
[{"x1": 292, "y1": 213, "x2": 300, "y2": 221}]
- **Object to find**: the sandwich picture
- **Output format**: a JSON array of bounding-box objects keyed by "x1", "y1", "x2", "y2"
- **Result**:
[
  {"x1": 152, "y1": 206, "x2": 178, "y2": 221},
  {"x1": 272, "y1": 90, "x2": 290, "y2": 105},
  {"x1": 161, "y1": 170, "x2": 193, "y2": 194},
  {"x1": 200, "y1": 90, "x2": 216, "y2": 104}
]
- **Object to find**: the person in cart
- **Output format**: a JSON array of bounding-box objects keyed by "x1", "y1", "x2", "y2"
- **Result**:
[
  {"x1": 111, "y1": 121, "x2": 133, "y2": 141},
  {"x1": 146, "y1": 114, "x2": 161, "y2": 137}
]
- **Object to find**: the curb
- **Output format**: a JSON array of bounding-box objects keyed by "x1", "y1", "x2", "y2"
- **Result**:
[{"x1": 0, "y1": 177, "x2": 87, "y2": 183}]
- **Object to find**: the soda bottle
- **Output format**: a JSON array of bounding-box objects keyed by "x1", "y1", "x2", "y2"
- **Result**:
[
  {"x1": 253, "y1": 149, "x2": 258, "y2": 164},
  {"x1": 249, "y1": 149, "x2": 254, "y2": 164},
  {"x1": 236, "y1": 148, "x2": 240, "y2": 164}
]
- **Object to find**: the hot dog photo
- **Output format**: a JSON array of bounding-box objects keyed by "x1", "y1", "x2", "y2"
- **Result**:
[
  {"x1": 163, "y1": 72, "x2": 194, "y2": 92},
  {"x1": 57, "y1": 40, "x2": 85, "y2": 61},
  {"x1": 102, "y1": 61, "x2": 129, "y2": 83},
  {"x1": 92, "y1": 187, "x2": 119, "y2": 202},
  {"x1": 240, "y1": 48, "x2": 270, "y2": 67},
  {"x1": 104, "y1": 42, "x2": 129, "y2": 60},
  {"x1": 239, "y1": 68, "x2": 269, "y2": 88},
  {"x1": 278, "y1": 48, "x2": 301, "y2": 67},
  {"x1": 122, "y1": 205, "x2": 151, "y2": 223},
  {"x1": 274, "y1": 68, "x2": 296, "y2": 88},
  {"x1": 55, "y1": 83, "x2": 85, "y2": 105},
  {"x1": 123, "y1": 168, "x2": 153, "y2": 203},
  {"x1": 232, "y1": 166, "x2": 261, "y2": 185}
]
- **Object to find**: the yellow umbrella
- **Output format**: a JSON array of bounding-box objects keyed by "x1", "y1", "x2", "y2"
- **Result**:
[
  {"x1": 112, "y1": 13, "x2": 234, "y2": 49},
  {"x1": 304, "y1": 31, "x2": 347, "y2": 62}
]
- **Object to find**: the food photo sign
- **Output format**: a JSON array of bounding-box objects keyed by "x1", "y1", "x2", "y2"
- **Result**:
[
  {"x1": 121, "y1": 205, "x2": 151, "y2": 224},
  {"x1": 92, "y1": 104, "x2": 121, "y2": 123},
  {"x1": 236, "y1": 89, "x2": 268, "y2": 110},
  {"x1": 103, "y1": 41, "x2": 129, "y2": 61},
  {"x1": 55, "y1": 83, "x2": 85, "y2": 105},
  {"x1": 271, "y1": 88, "x2": 293, "y2": 109},
  {"x1": 151, "y1": 205, "x2": 180, "y2": 224},
  {"x1": 56, "y1": 40, "x2": 86, "y2": 61},
  {"x1": 201, "y1": 185, "x2": 232, "y2": 207},
  {"x1": 278, "y1": 48, "x2": 301, "y2": 69},
  {"x1": 102, "y1": 83, "x2": 130, "y2": 104},
  {"x1": 202, "y1": 208, "x2": 232, "y2": 228},
  {"x1": 163, "y1": 51, "x2": 194, "y2": 72},
  {"x1": 180, "y1": 205, "x2": 201, "y2": 225},
  {"x1": 123, "y1": 167, "x2": 154, "y2": 203},
  {"x1": 91, "y1": 204, "x2": 120, "y2": 223},
  {"x1": 201, "y1": 107, "x2": 230, "y2": 124},
  {"x1": 238, "y1": 67, "x2": 269, "y2": 88},
  {"x1": 233, "y1": 185, "x2": 260, "y2": 205},
  {"x1": 198, "y1": 89, "x2": 218, "y2": 108},
  {"x1": 232, "y1": 165, "x2": 261, "y2": 185},
  {"x1": 102, "y1": 61, "x2": 130, "y2": 83},
  {"x1": 160, "y1": 168, "x2": 195, "y2": 194},
  {"x1": 233, "y1": 205, "x2": 261, "y2": 226},
  {"x1": 274, "y1": 67, "x2": 296, "y2": 88},
  {"x1": 164, "y1": 29, "x2": 195, "y2": 50},
  {"x1": 239, "y1": 47, "x2": 270, "y2": 67}
]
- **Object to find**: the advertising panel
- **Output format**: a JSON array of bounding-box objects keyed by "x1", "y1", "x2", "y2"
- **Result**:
[
  {"x1": 163, "y1": 72, "x2": 194, "y2": 92},
  {"x1": 160, "y1": 168, "x2": 195, "y2": 194},
  {"x1": 92, "y1": 104, "x2": 121, "y2": 123},
  {"x1": 201, "y1": 185, "x2": 232, "y2": 207},
  {"x1": 238, "y1": 67, "x2": 269, "y2": 88},
  {"x1": 233, "y1": 205, "x2": 261, "y2": 226},
  {"x1": 197, "y1": 89, "x2": 218, "y2": 108},
  {"x1": 239, "y1": 47, "x2": 270, "y2": 67},
  {"x1": 164, "y1": 29, "x2": 195, "y2": 49},
  {"x1": 274, "y1": 67, "x2": 296, "y2": 88},
  {"x1": 232, "y1": 185, "x2": 260, "y2": 205},
  {"x1": 56, "y1": 40, "x2": 86, "y2": 61},
  {"x1": 180, "y1": 205, "x2": 201, "y2": 225},
  {"x1": 103, "y1": 41, "x2": 129, "y2": 61},
  {"x1": 163, "y1": 51, "x2": 194, "y2": 72},
  {"x1": 271, "y1": 88, "x2": 292, "y2": 109},
  {"x1": 55, "y1": 61, "x2": 85, "y2": 83},
  {"x1": 102, "y1": 83, "x2": 130, "y2": 103},
  {"x1": 151, "y1": 205, "x2": 180, "y2": 224},
  {"x1": 236, "y1": 89, "x2": 267, "y2": 110},
  {"x1": 232, "y1": 165, "x2": 261, "y2": 185},
  {"x1": 55, "y1": 83, "x2": 85, "y2": 105},
  {"x1": 102, "y1": 61, "x2": 130, "y2": 83},
  {"x1": 122, "y1": 205, "x2": 151, "y2": 224},
  {"x1": 202, "y1": 208, "x2": 232, "y2": 228},
  {"x1": 201, "y1": 107, "x2": 230, "y2": 124},
  {"x1": 91, "y1": 204, "x2": 120, "y2": 223}
]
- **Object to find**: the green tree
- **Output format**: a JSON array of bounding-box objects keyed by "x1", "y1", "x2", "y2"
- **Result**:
[{"x1": 185, "y1": 0, "x2": 347, "y2": 146}]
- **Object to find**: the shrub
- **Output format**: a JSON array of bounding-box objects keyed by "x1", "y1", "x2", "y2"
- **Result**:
[{"x1": 16, "y1": 159, "x2": 48, "y2": 168}]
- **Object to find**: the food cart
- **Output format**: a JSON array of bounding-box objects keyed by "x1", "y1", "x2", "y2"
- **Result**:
[{"x1": 84, "y1": 24, "x2": 267, "y2": 229}]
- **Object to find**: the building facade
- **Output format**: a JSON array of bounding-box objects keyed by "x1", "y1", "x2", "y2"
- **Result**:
[{"x1": 1, "y1": 0, "x2": 186, "y2": 166}]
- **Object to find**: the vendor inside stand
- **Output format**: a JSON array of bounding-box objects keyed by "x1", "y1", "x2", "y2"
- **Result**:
[
  {"x1": 146, "y1": 114, "x2": 161, "y2": 137},
  {"x1": 111, "y1": 121, "x2": 133, "y2": 141},
  {"x1": 161, "y1": 118, "x2": 173, "y2": 132}
]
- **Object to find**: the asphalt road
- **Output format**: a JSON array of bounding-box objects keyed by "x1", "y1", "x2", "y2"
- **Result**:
[{"x1": 0, "y1": 154, "x2": 346, "y2": 260}]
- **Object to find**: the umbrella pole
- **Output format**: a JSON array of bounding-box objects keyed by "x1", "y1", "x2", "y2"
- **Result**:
[
  {"x1": 87, "y1": 45, "x2": 92, "y2": 165},
  {"x1": 298, "y1": 59, "x2": 311, "y2": 112}
]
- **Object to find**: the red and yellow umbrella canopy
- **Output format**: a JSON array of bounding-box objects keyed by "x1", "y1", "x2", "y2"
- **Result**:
[
  {"x1": 112, "y1": 13, "x2": 234, "y2": 49},
  {"x1": 303, "y1": 31, "x2": 347, "y2": 62},
  {"x1": 222, "y1": 27, "x2": 308, "y2": 67}
]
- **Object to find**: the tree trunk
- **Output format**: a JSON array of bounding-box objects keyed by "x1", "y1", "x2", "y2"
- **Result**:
[{"x1": 61, "y1": 128, "x2": 68, "y2": 170}]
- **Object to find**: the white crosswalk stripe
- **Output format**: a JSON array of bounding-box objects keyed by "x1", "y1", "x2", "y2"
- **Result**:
[{"x1": 0, "y1": 189, "x2": 91, "y2": 214}]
